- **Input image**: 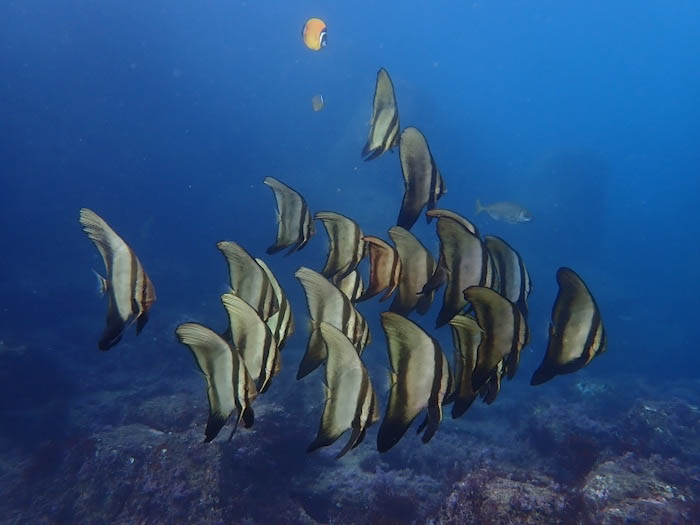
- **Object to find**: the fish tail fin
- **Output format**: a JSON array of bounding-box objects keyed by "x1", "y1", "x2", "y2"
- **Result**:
[{"x1": 475, "y1": 199, "x2": 483, "y2": 215}]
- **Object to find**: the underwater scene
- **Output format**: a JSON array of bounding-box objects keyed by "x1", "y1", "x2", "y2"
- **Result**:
[{"x1": 1, "y1": 1, "x2": 699, "y2": 523}]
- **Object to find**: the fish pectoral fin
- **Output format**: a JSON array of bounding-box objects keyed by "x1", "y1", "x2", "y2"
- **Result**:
[{"x1": 92, "y1": 269, "x2": 109, "y2": 296}]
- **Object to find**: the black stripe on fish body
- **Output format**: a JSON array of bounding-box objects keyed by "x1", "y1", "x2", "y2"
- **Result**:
[
  {"x1": 420, "y1": 340, "x2": 444, "y2": 444},
  {"x1": 504, "y1": 302, "x2": 523, "y2": 380},
  {"x1": 257, "y1": 327, "x2": 275, "y2": 393}
]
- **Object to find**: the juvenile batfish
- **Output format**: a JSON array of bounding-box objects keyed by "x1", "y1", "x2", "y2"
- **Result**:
[
  {"x1": 307, "y1": 323, "x2": 379, "y2": 458},
  {"x1": 217, "y1": 241, "x2": 279, "y2": 321},
  {"x1": 295, "y1": 267, "x2": 369, "y2": 379},
  {"x1": 475, "y1": 199, "x2": 532, "y2": 224},
  {"x1": 263, "y1": 177, "x2": 315, "y2": 255},
  {"x1": 221, "y1": 293, "x2": 280, "y2": 394},
  {"x1": 484, "y1": 236, "x2": 532, "y2": 318},
  {"x1": 362, "y1": 68, "x2": 399, "y2": 161},
  {"x1": 433, "y1": 213, "x2": 494, "y2": 328},
  {"x1": 397, "y1": 127, "x2": 446, "y2": 230},
  {"x1": 464, "y1": 286, "x2": 529, "y2": 391},
  {"x1": 377, "y1": 312, "x2": 452, "y2": 452},
  {"x1": 316, "y1": 211, "x2": 365, "y2": 281},
  {"x1": 175, "y1": 322, "x2": 257, "y2": 442},
  {"x1": 388, "y1": 226, "x2": 436, "y2": 316},
  {"x1": 356, "y1": 235, "x2": 401, "y2": 303},
  {"x1": 79, "y1": 208, "x2": 156, "y2": 350},
  {"x1": 531, "y1": 267, "x2": 606, "y2": 386},
  {"x1": 421, "y1": 209, "x2": 480, "y2": 296}
]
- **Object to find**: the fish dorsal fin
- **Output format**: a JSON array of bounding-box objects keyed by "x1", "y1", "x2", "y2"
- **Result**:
[
  {"x1": 315, "y1": 211, "x2": 365, "y2": 281},
  {"x1": 217, "y1": 241, "x2": 279, "y2": 321},
  {"x1": 464, "y1": 286, "x2": 524, "y2": 391},
  {"x1": 388, "y1": 226, "x2": 436, "y2": 316},
  {"x1": 434, "y1": 216, "x2": 487, "y2": 328},
  {"x1": 221, "y1": 293, "x2": 278, "y2": 392},
  {"x1": 175, "y1": 322, "x2": 237, "y2": 443},
  {"x1": 426, "y1": 209, "x2": 479, "y2": 236},
  {"x1": 79, "y1": 208, "x2": 124, "y2": 276},
  {"x1": 377, "y1": 312, "x2": 445, "y2": 452},
  {"x1": 357, "y1": 235, "x2": 401, "y2": 303},
  {"x1": 397, "y1": 127, "x2": 443, "y2": 230},
  {"x1": 263, "y1": 176, "x2": 314, "y2": 254}
]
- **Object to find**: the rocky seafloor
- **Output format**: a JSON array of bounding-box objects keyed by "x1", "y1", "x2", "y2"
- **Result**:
[{"x1": 1, "y1": 337, "x2": 699, "y2": 524}]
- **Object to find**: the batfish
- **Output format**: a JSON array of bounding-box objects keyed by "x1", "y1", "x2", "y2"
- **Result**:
[
  {"x1": 362, "y1": 68, "x2": 399, "y2": 161},
  {"x1": 464, "y1": 286, "x2": 529, "y2": 391},
  {"x1": 263, "y1": 176, "x2": 314, "y2": 255},
  {"x1": 433, "y1": 212, "x2": 494, "y2": 328},
  {"x1": 356, "y1": 235, "x2": 401, "y2": 303},
  {"x1": 307, "y1": 322, "x2": 379, "y2": 458},
  {"x1": 388, "y1": 226, "x2": 436, "y2": 315},
  {"x1": 397, "y1": 127, "x2": 446, "y2": 230},
  {"x1": 79, "y1": 208, "x2": 156, "y2": 350},
  {"x1": 295, "y1": 267, "x2": 369, "y2": 379},
  {"x1": 421, "y1": 209, "x2": 479, "y2": 296},
  {"x1": 316, "y1": 211, "x2": 365, "y2": 281},
  {"x1": 175, "y1": 322, "x2": 257, "y2": 442},
  {"x1": 484, "y1": 236, "x2": 532, "y2": 318},
  {"x1": 221, "y1": 293, "x2": 280, "y2": 394},
  {"x1": 377, "y1": 312, "x2": 452, "y2": 452},
  {"x1": 217, "y1": 241, "x2": 278, "y2": 321},
  {"x1": 531, "y1": 267, "x2": 606, "y2": 386}
]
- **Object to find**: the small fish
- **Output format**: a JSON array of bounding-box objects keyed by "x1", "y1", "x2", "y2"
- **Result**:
[
  {"x1": 475, "y1": 199, "x2": 532, "y2": 224},
  {"x1": 302, "y1": 18, "x2": 327, "y2": 51},
  {"x1": 311, "y1": 94, "x2": 325, "y2": 112}
]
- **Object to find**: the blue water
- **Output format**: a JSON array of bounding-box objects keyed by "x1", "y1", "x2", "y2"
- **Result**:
[{"x1": 1, "y1": 0, "x2": 699, "y2": 517}]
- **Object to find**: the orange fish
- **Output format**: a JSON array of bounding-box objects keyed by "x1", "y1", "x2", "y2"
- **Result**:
[{"x1": 302, "y1": 18, "x2": 327, "y2": 51}]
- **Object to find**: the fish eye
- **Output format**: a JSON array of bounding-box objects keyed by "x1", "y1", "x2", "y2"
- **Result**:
[{"x1": 320, "y1": 31, "x2": 327, "y2": 47}]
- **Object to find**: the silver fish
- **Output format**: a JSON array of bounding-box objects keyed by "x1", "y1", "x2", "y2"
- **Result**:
[{"x1": 475, "y1": 199, "x2": 532, "y2": 224}]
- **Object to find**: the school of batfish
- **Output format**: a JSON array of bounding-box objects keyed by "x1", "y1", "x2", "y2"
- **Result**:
[{"x1": 79, "y1": 67, "x2": 606, "y2": 457}]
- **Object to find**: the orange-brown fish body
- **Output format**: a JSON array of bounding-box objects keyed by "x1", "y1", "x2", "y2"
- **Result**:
[{"x1": 302, "y1": 18, "x2": 327, "y2": 51}]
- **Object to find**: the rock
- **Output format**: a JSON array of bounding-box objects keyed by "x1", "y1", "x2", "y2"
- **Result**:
[
  {"x1": 433, "y1": 469, "x2": 570, "y2": 524},
  {"x1": 581, "y1": 453, "x2": 697, "y2": 524}
]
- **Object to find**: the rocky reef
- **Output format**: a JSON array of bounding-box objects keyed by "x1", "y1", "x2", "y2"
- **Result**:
[{"x1": 1, "y1": 335, "x2": 699, "y2": 524}]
